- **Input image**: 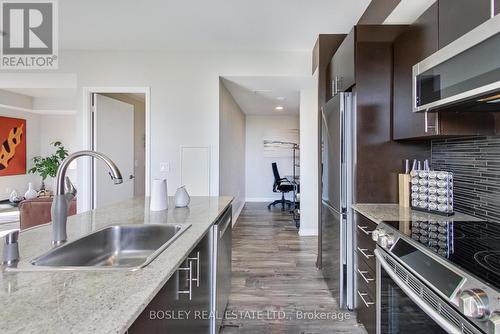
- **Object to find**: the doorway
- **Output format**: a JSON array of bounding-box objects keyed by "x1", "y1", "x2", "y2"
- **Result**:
[
  {"x1": 83, "y1": 87, "x2": 150, "y2": 211},
  {"x1": 219, "y1": 76, "x2": 302, "y2": 223}
]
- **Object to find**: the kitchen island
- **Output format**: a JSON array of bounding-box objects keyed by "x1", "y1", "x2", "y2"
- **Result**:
[{"x1": 0, "y1": 196, "x2": 232, "y2": 334}]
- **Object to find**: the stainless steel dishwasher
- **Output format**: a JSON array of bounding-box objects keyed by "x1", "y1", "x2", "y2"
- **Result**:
[{"x1": 211, "y1": 207, "x2": 232, "y2": 334}]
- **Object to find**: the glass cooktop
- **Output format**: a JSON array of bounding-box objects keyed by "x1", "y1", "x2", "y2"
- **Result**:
[{"x1": 382, "y1": 220, "x2": 500, "y2": 291}]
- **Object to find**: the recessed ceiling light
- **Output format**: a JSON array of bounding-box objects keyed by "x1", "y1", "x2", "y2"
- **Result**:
[
  {"x1": 276, "y1": 97, "x2": 285, "y2": 101},
  {"x1": 275, "y1": 106, "x2": 284, "y2": 110}
]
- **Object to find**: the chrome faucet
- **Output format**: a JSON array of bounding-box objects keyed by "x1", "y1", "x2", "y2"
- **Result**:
[{"x1": 51, "y1": 151, "x2": 123, "y2": 246}]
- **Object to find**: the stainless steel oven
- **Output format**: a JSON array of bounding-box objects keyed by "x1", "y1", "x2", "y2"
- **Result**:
[
  {"x1": 372, "y1": 220, "x2": 494, "y2": 334},
  {"x1": 376, "y1": 247, "x2": 473, "y2": 334}
]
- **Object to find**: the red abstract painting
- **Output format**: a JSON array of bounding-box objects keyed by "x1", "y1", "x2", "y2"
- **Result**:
[{"x1": 0, "y1": 117, "x2": 26, "y2": 176}]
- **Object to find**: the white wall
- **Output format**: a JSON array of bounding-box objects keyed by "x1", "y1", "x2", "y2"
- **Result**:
[
  {"x1": 298, "y1": 75, "x2": 319, "y2": 236},
  {"x1": 39, "y1": 114, "x2": 79, "y2": 191},
  {"x1": 50, "y1": 49, "x2": 310, "y2": 212},
  {"x1": 0, "y1": 90, "x2": 41, "y2": 199},
  {"x1": 245, "y1": 115, "x2": 299, "y2": 202},
  {"x1": 219, "y1": 82, "x2": 246, "y2": 219}
]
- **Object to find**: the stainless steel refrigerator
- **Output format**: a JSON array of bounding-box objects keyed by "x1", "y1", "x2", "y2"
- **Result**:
[{"x1": 318, "y1": 92, "x2": 355, "y2": 310}]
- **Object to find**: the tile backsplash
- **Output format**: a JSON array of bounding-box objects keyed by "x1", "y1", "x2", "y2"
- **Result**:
[{"x1": 432, "y1": 137, "x2": 500, "y2": 221}]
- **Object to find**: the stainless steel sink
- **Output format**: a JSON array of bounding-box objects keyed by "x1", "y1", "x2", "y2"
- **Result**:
[{"x1": 30, "y1": 224, "x2": 191, "y2": 271}]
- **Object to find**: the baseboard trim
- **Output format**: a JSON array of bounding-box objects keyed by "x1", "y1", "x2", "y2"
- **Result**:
[
  {"x1": 298, "y1": 228, "x2": 318, "y2": 236},
  {"x1": 245, "y1": 197, "x2": 281, "y2": 202}
]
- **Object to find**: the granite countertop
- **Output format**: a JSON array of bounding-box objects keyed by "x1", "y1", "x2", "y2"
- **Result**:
[
  {"x1": 352, "y1": 203, "x2": 483, "y2": 224},
  {"x1": 0, "y1": 196, "x2": 233, "y2": 334}
]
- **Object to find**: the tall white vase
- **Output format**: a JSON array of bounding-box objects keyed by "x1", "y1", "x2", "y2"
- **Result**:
[
  {"x1": 150, "y1": 179, "x2": 168, "y2": 211},
  {"x1": 24, "y1": 183, "x2": 38, "y2": 200}
]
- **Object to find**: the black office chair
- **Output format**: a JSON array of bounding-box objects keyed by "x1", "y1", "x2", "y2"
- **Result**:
[{"x1": 268, "y1": 162, "x2": 295, "y2": 211}]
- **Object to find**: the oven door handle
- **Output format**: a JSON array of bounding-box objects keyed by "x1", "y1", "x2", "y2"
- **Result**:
[{"x1": 375, "y1": 249, "x2": 461, "y2": 334}]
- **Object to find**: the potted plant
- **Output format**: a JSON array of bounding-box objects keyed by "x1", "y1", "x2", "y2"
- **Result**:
[{"x1": 29, "y1": 141, "x2": 69, "y2": 193}]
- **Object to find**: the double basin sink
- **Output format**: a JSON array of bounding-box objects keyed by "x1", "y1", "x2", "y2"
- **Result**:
[{"x1": 29, "y1": 224, "x2": 191, "y2": 271}]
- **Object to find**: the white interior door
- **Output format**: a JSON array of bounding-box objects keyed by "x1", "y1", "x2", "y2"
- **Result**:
[{"x1": 93, "y1": 94, "x2": 135, "y2": 208}]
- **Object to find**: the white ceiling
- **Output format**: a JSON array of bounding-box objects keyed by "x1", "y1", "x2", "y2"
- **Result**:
[
  {"x1": 222, "y1": 76, "x2": 310, "y2": 115},
  {"x1": 58, "y1": 0, "x2": 371, "y2": 51},
  {"x1": 383, "y1": 0, "x2": 436, "y2": 24}
]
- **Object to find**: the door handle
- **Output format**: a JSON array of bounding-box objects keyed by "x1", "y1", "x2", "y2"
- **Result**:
[
  {"x1": 357, "y1": 268, "x2": 375, "y2": 283},
  {"x1": 187, "y1": 251, "x2": 200, "y2": 287},
  {"x1": 129, "y1": 175, "x2": 135, "y2": 180},
  {"x1": 357, "y1": 247, "x2": 374, "y2": 259}
]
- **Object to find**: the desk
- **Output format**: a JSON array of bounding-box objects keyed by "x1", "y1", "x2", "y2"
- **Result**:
[
  {"x1": 0, "y1": 200, "x2": 20, "y2": 237},
  {"x1": 284, "y1": 176, "x2": 300, "y2": 226}
]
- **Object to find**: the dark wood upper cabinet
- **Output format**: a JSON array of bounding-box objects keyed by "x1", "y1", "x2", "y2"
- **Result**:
[
  {"x1": 393, "y1": 3, "x2": 439, "y2": 140},
  {"x1": 438, "y1": 0, "x2": 492, "y2": 48},
  {"x1": 392, "y1": 2, "x2": 497, "y2": 140},
  {"x1": 330, "y1": 30, "x2": 355, "y2": 95}
]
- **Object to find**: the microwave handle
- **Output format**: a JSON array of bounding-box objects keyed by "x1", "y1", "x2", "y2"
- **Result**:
[{"x1": 375, "y1": 249, "x2": 461, "y2": 334}]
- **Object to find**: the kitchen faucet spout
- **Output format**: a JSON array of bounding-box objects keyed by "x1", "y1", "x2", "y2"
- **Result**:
[{"x1": 51, "y1": 151, "x2": 123, "y2": 246}]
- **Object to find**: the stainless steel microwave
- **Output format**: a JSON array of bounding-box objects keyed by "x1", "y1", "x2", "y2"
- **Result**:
[{"x1": 413, "y1": 14, "x2": 500, "y2": 113}]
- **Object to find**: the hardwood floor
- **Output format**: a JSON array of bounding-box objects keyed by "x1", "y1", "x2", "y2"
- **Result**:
[{"x1": 220, "y1": 203, "x2": 367, "y2": 334}]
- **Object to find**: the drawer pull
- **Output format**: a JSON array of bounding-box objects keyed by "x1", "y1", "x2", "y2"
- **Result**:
[
  {"x1": 357, "y1": 225, "x2": 373, "y2": 235},
  {"x1": 357, "y1": 247, "x2": 374, "y2": 259},
  {"x1": 357, "y1": 268, "x2": 375, "y2": 283},
  {"x1": 176, "y1": 260, "x2": 193, "y2": 300},
  {"x1": 187, "y1": 251, "x2": 200, "y2": 287},
  {"x1": 357, "y1": 290, "x2": 375, "y2": 308}
]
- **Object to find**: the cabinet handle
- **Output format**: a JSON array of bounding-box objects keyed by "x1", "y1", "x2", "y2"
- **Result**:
[
  {"x1": 337, "y1": 76, "x2": 342, "y2": 92},
  {"x1": 187, "y1": 251, "x2": 200, "y2": 287},
  {"x1": 357, "y1": 247, "x2": 374, "y2": 259},
  {"x1": 357, "y1": 268, "x2": 375, "y2": 283},
  {"x1": 357, "y1": 225, "x2": 373, "y2": 235},
  {"x1": 176, "y1": 260, "x2": 193, "y2": 300},
  {"x1": 357, "y1": 290, "x2": 375, "y2": 308},
  {"x1": 424, "y1": 111, "x2": 437, "y2": 134},
  {"x1": 333, "y1": 76, "x2": 341, "y2": 94}
]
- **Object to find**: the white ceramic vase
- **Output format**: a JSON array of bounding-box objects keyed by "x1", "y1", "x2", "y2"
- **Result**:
[
  {"x1": 174, "y1": 186, "x2": 190, "y2": 207},
  {"x1": 150, "y1": 179, "x2": 168, "y2": 211},
  {"x1": 24, "y1": 183, "x2": 38, "y2": 200},
  {"x1": 9, "y1": 190, "x2": 21, "y2": 203}
]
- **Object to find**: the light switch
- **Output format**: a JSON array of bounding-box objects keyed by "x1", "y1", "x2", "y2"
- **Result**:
[{"x1": 160, "y1": 162, "x2": 170, "y2": 173}]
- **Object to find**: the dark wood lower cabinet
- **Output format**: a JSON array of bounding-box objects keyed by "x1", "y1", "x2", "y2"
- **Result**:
[
  {"x1": 356, "y1": 281, "x2": 376, "y2": 334},
  {"x1": 128, "y1": 231, "x2": 212, "y2": 334},
  {"x1": 356, "y1": 213, "x2": 377, "y2": 271},
  {"x1": 355, "y1": 212, "x2": 377, "y2": 334}
]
